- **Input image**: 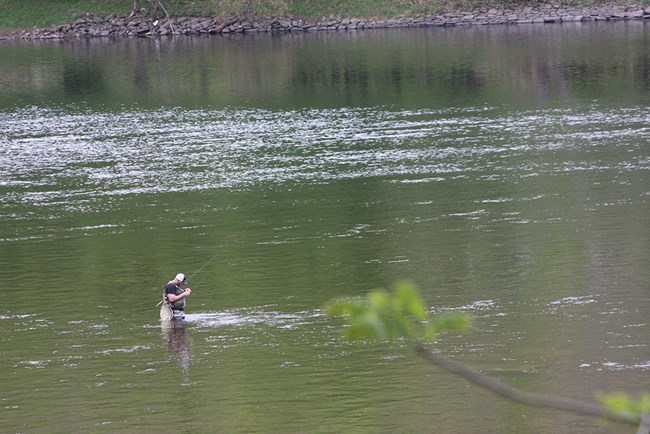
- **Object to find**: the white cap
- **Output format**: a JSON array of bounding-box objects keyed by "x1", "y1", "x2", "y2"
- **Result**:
[{"x1": 175, "y1": 273, "x2": 186, "y2": 283}]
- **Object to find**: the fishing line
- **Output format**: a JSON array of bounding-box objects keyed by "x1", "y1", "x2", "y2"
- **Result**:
[{"x1": 188, "y1": 251, "x2": 220, "y2": 282}]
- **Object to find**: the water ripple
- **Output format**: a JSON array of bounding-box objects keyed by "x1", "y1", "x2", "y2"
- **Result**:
[{"x1": 1, "y1": 105, "x2": 648, "y2": 219}]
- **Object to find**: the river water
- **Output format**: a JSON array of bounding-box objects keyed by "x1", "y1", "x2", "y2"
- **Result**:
[{"x1": 1, "y1": 22, "x2": 649, "y2": 433}]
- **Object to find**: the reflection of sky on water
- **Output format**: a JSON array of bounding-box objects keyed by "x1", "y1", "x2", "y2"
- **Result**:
[{"x1": 2, "y1": 105, "x2": 648, "y2": 238}]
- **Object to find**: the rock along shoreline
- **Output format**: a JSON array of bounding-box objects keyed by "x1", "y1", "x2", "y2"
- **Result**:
[{"x1": 2, "y1": 3, "x2": 649, "y2": 40}]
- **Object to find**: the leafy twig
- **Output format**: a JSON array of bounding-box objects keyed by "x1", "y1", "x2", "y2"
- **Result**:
[{"x1": 326, "y1": 281, "x2": 649, "y2": 432}]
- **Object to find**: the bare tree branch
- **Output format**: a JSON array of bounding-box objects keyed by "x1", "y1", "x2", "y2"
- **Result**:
[
  {"x1": 129, "y1": 0, "x2": 169, "y2": 20},
  {"x1": 129, "y1": 0, "x2": 140, "y2": 18},
  {"x1": 152, "y1": 0, "x2": 170, "y2": 20},
  {"x1": 415, "y1": 345, "x2": 639, "y2": 427}
]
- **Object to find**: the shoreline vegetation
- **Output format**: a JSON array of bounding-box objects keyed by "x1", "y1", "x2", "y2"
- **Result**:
[{"x1": 1, "y1": 1, "x2": 649, "y2": 40}]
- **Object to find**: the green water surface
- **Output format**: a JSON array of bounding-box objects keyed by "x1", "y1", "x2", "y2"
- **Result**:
[{"x1": 1, "y1": 22, "x2": 649, "y2": 433}]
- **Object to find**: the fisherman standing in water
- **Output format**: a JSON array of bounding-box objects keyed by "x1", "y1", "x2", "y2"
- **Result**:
[{"x1": 164, "y1": 273, "x2": 192, "y2": 320}]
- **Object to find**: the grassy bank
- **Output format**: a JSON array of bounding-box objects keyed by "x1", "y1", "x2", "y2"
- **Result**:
[{"x1": 0, "y1": 0, "x2": 644, "y2": 30}]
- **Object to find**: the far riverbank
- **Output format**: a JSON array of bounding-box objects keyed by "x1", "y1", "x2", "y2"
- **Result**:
[{"x1": 2, "y1": 3, "x2": 649, "y2": 40}]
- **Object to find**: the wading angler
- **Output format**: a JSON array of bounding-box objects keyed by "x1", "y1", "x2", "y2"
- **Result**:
[{"x1": 161, "y1": 273, "x2": 192, "y2": 320}]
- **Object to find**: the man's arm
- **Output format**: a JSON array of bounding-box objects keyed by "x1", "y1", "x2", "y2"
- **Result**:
[{"x1": 167, "y1": 288, "x2": 191, "y2": 302}]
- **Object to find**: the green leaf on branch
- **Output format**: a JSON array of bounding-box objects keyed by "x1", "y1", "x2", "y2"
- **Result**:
[
  {"x1": 596, "y1": 392, "x2": 650, "y2": 419},
  {"x1": 325, "y1": 281, "x2": 471, "y2": 341}
]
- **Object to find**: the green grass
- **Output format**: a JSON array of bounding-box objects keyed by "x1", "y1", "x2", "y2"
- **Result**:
[
  {"x1": 0, "y1": 0, "x2": 126, "y2": 29},
  {"x1": 1, "y1": 0, "x2": 647, "y2": 30}
]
